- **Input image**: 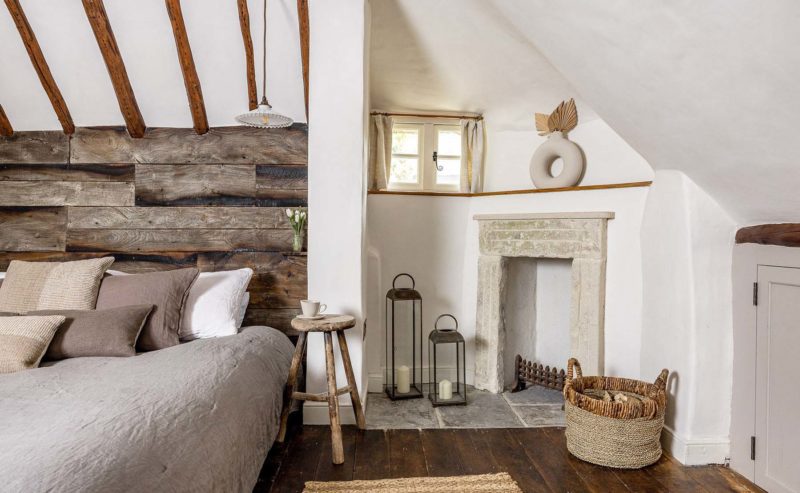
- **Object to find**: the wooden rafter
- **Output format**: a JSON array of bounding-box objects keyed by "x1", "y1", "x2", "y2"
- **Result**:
[
  {"x1": 736, "y1": 224, "x2": 800, "y2": 247},
  {"x1": 237, "y1": 0, "x2": 258, "y2": 111},
  {"x1": 165, "y1": 0, "x2": 208, "y2": 135},
  {"x1": 0, "y1": 104, "x2": 12, "y2": 137},
  {"x1": 297, "y1": 0, "x2": 309, "y2": 118},
  {"x1": 4, "y1": 0, "x2": 74, "y2": 134},
  {"x1": 81, "y1": 0, "x2": 146, "y2": 138}
]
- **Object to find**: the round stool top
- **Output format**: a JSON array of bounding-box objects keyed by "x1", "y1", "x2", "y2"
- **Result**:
[{"x1": 291, "y1": 314, "x2": 356, "y2": 332}]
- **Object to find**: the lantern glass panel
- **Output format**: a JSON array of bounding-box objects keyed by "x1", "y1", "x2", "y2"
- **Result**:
[
  {"x1": 428, "y1": 315, "x2": 467, "y2": 406},
  {"x1": 384, "y1": 274, "x2": 423, "y2": 400}
]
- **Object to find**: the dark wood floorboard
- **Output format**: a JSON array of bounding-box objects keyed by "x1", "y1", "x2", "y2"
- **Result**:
[{"x1": 260, "y1": 424, "x2": 766, "y2": 493}]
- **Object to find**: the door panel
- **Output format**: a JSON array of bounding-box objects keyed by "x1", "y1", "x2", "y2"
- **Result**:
[{"x1": 756, "y1": 265, "x2": 800, "y2": 493}]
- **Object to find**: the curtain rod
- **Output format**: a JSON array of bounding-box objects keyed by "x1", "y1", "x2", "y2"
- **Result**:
[{"x1": 371, "y1": 111, "x2": 483, "y2": 121}]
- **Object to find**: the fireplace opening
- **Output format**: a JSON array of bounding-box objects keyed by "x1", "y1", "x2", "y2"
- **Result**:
[{"x1": 502, "y1": 257, "x2": 572, "y2": 390}]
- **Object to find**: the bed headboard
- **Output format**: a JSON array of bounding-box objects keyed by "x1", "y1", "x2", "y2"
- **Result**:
[{"x1": 0, "y1": 126, "x2": 307, "y2": 335}]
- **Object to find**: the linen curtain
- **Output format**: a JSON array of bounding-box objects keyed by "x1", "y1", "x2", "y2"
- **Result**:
[
  {"x1": 460, "y1": 119, "x2": 485, "y2": 193},
  {"x1": 368, "y1": 115, "x2": 393, "y2": 190}
]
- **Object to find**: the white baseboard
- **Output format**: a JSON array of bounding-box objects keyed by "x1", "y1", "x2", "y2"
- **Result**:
[
  {"x1": 301, "y1": 392, "x2": 370, "y2": 426},
  {"x1": 662, "y1": 426, "x2": 730, "y2": 465}
]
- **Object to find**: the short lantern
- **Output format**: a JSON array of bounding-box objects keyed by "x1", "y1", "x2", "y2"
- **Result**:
[
  {"x1": 384, "y1": 273, "x2": 423, "y2": 400},
  {"x1": 428, "y1": 314, "x2": 467, "y2": 406}
]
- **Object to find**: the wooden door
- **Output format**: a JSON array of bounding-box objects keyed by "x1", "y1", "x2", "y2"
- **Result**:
[{"x1": 755, "y1": 265, "x2": 800, "y2": 493}]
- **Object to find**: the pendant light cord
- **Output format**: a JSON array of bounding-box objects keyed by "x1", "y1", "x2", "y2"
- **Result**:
[{"x1": 261, "y1": 0, "x2": 268, "y2": 105}]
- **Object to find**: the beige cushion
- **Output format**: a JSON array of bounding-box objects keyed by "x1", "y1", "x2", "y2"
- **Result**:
[
  {"x1": 24, "y1": 305, "x2": 154, "y2": 360},
  {"x1": 0, "y1": 315, "x2": 65, "y2": 374},
  {"x1": 0, "y1": 258, "x2": 114, "y2": 313},
  {"x1": 96, "y1": 268, "x2": 199, "y2": 351}
]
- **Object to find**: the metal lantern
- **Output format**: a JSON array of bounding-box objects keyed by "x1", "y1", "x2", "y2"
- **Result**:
[
  {"x1": 384, "y1": 273, "x2": 423, "y2": 400},
  {"x1": 428, "y1": 314, "x2": 467, "y2": 406}
]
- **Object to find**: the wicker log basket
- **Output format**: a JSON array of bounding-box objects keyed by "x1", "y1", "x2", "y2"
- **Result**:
[{"x1": 563, "y1": 358, "x2": 669, "y2": 469}]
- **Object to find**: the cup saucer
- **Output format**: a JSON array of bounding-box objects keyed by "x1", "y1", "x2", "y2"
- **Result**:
[{"x1": 296, "y1": 314, "x2": 325, "y2": 320}]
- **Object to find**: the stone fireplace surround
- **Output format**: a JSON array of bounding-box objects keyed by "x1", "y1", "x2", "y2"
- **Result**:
[{"x1": 474, "y1": 212, "x2": 613, "y2": 393}]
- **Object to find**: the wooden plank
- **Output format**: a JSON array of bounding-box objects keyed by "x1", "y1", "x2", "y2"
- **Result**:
[
  {"x1": 81, "y1": 0, "x2": 145, "y2": 138},
  {"x1": 197, "y1": 252, "x2": 306, "y2": 308},
  {"x1": 450, "y1": 429, "x2": 503, "y2": 475},
  {"x1": 256, "y1": 165, "x2": 308, "y2": 189},
  {"x1": 475, "y1": 429, "x2": 549, "y2": 493},
  {"x1": 134, "y1": 164, "x2": 255, "y2": 206},
  {"x1": 4, "y1": 0, "x2": 74, "y2": 134},
  {"x1": 271, "y1": 426, "x2": 325, "y2": 493},
  {"x1": 70, "y1": 126, "x2": 308, "y2": 164},
  {"x1": 684, "y1": 466, "x2": 760, "y2": 492},
  {"x1": 420, "y1": 429, "x2": 466, "y2": 477},
  {"x1": 66, "y1": 228, "x2": 294, "y2": 252},
  {"x1": 614, "y1": 466, "x2": 669, "y2": 492},
  {"x1": 296, "y1": 0, "x2": 309, "y2": 118},
  {"x1": 0, "y1": 207, "x2": 66, "y2": 251},
  {"x1": 735, "y1": 223, "x2": 800, "y2": 247},
  {"x1": 68, "y1": 206, "x2": 289, "y2": 229},
  {"x1": 512, "y1": 427, "x2": 591, "y2": 493},
  {"x1": 255, "y1": 189, "x2": 308, "y2": 207},
  {"x1": 236, "y1": 0, "x2": 258, "y2": 111},
  {"x1": 352, "y1": 430, "x2": 391, "y2": 480},
  {"x1": 0, "y1": 181, "x2": 133, "y2": 206},
  {"x1": 242, "y1": 308, "x2": 301, "y2": 335},
  {"x1": 165, "y1": 0, "x2": 208, "y2": 135},
  {"x1": 368, "y1": 180, "x2": 654, "y2": 197},
  {"x1": 0, "y1": 131, "x2": 68, "y2": 163},
  {"x1": 315, "y1": 425, "x2": 357, "y2": 481},
  {"x1": 387, "y1": 429, "x2": 428, "y2": 479},
  {"x1": 0, "y1": 104, "x2": 12, "y2": 137},
  {"x1": 643, "y1": 455, "x2": 711, "y2": 493},
  {"x1": 0, "y1": 251, "x2": 199, "y2": 272},
  {"x1": 0, "y1": 164, "x2": 133, "y2": 182}
]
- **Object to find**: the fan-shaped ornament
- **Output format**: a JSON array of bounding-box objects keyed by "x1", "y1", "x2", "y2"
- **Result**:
[{"x1": 530, "y1": 99, "x2": 584, "y2": 188}]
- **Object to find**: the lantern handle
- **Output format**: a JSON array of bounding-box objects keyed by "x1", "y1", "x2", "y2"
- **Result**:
[
  {"x1": 392, "y1": 273, "x2": 415, "y2": 290},
  {"x1": 435, "y1": 314, "x2": 458, "y2": 332}
]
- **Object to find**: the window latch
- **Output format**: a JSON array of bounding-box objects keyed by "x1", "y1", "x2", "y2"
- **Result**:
[{"x1": 433, "y1": 151, "x2": 443, "y2": 171}]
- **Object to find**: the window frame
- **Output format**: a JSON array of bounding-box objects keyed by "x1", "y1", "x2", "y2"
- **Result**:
[{"x1": 387, "y1": 116, "x2": 463, "y2": 193}]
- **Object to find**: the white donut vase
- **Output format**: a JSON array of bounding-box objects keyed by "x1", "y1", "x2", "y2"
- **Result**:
[{"x1": 529, "y1": 131, "x2": 585, "y2": 188}]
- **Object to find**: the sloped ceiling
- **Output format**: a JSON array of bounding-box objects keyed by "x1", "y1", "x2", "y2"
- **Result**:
[
  {"x1": 0, "y1": 0, "x2": 305, "y2": 130},
  {"x1": 371, "y1": 0, "x2": 800, "y2": 223}
]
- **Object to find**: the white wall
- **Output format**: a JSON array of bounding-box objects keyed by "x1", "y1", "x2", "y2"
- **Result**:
[
  {"x1": 305, "y1": 0, "x2": 368, "y2": 425},
  {"x1": 640, "y1": 169, "x2": 736, "y2": 465}
]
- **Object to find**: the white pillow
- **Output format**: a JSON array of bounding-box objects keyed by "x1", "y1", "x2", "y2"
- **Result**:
[
  {"x1": 236, "y1": 292, "x2": 250, "y2": 329},
  {"x1": 179, "y1": 268, "x2": 253, "y2": 340}
]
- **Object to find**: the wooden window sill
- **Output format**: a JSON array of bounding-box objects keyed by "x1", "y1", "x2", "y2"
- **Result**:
[{"x1": 368, "y1": 181, "x2": 652, "y2": 198}]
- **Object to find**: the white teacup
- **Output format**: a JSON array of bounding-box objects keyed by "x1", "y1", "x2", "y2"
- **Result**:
[{"x1": 301, "y1": 300, "x2": 326, "y2": 317}]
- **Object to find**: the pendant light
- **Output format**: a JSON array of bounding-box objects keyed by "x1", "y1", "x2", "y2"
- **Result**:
[{"x1": 236, "y1": 0, "x2": 293, "y2": 128}]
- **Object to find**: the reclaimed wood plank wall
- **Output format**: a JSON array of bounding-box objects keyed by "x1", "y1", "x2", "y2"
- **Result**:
[{"x1": 0, "y1": 125, "x2": 308, "y2": 334}]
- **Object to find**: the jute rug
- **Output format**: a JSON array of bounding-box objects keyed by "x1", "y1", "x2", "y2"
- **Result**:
[{"x1": 302, "y1": 472, "x2": 522, "y2": 493}]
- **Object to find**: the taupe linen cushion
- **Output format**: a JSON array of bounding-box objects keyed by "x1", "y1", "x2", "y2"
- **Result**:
[
  {"x1": 0, "y1": 315, "x2": 65, "y2": 374},
  {"x1": 25, "y1": 305, "x2": 154, "y2": 360},
  {"x1": 0, "y1": 258, "x2": 114, "y2": 313},
  {"x1": 96, "y1": 268, "x2": 198, "y2": 351}
]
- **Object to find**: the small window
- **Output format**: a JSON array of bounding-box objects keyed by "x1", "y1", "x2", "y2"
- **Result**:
[{"x1": 388, "y1": 118, "x2": 463, "y2": 192}]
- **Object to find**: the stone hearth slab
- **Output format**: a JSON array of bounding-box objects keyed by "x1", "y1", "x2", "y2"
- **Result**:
[
  {"x1": 503, "y1": 386, "x2": 564, "y2": 406},
  {"x1": 513, "y1": 406, "x2": 566, "y2": 427},
  {"x1": 365, "y1": 392, "x2": 438, "y2": 429},
  {"x1": 435, "y1": 388, "x2": 524, "y2": 428}
]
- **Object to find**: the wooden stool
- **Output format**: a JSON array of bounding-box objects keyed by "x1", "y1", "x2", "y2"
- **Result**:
[{"x1": 277, "y1": 314, "x2": 366, "y2": 464}]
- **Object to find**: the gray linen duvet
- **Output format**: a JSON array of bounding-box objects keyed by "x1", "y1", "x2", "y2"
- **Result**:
[{"x1": 0, "y1": 326, "x2": 294, "y2": 493}]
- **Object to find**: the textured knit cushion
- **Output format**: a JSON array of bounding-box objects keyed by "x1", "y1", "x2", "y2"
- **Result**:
[
  {"x1": 0, "y1": 315, "x2": 65, "y2": 374},
  {"x1": 96, "y1": 268, "x2": 198, "y2": 351},
  {"x1": 0, "y1": 258, "x2": 114, "y2": 313},
  {"x1": 24, "y1": 305, "x2": 154, "y2": 360}
]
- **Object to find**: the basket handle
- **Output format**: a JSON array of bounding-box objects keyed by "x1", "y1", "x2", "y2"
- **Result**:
[
  {"x1": 649, "y1": 369, "x2": 669, "y2": 396},
  {"x1": 567, "y1": 358, "x2": 582, "y2": 381}
]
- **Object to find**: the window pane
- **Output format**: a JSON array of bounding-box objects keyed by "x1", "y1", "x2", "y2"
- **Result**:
[
  {"x1": 437, "y1": 128, "x2": 462, "y2": 156},
  {"x1": 436, "y1": 158, "x2": 460, "y2": 186},
  {"x1": 390, "y1": 157, "x2": 419, "y2": 184},
  {"x1": 392, "y1": 127, "x2": 419, "y2": 155}
]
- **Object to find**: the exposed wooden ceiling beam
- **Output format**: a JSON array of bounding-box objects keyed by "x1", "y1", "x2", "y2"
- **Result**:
[
  {"x1": 237, "y1": 0, "x2": 258, "y2": 111},
  {"x1": 4, "y1": 0, "x2": 74, "y2": 135},
  {"x1": 165, "y1": 0, "x2": 208, "y2": 135},
  {"x1": 736, "y1": 224, "x2": 800, "y2": 247},
  {"x1": 297, "y1": 0, "x2": 309, "y2": 119},
  {"x1": 81, "y1": 0, "x2": 146, "y2": 138},
  {"x1": 0, "y1": 104, "x2": 13, "y2": 137}
]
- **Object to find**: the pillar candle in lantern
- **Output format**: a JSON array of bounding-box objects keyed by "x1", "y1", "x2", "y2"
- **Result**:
[
  {"x1": 439, "y1": 379, "x2": 453, "y2": 400},
  {"x1": 397, "y1": 365, "x2": 410, "y2": 393}
]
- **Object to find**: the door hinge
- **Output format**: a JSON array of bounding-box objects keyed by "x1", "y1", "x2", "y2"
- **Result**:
[
  {"x1": 751, "y1": 436, "x2": 756, "y2": 460},
  {"x1": 753, "y1": 282, "x2": 758, "y2": 306}
]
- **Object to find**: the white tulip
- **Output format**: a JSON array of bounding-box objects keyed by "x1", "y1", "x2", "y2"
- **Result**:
[{"x1": 286, "y1": 209, "x2": 292, "y2": 218}]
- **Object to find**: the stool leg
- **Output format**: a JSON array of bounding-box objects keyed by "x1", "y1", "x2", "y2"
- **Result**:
[
  {"x1": 325, "y1": 332, "x2": 344, "y2": 464},
  {"x1": 277, "y1": 331, "x2": 306, "y2": 443},
  {"x1": 336, "y1": 330, "x2": 366, "y2": 430}
]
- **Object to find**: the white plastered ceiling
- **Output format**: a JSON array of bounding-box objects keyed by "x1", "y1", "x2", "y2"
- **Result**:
[
  {"x1": 370, "y1": 0, "x2": 800, "y2": 223},
  {"x1": 0, "y1": 0, "x2": 306, "y2": 129}
]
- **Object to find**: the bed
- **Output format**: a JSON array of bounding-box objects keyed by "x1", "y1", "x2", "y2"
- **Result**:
[{"x1": 0, "y1": 326, "x2": 294, "y2": 492}]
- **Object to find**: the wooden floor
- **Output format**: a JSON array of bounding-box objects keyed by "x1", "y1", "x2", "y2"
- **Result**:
[{"x1": 255, "y1": 423, "x2": 764, "y2": 493}]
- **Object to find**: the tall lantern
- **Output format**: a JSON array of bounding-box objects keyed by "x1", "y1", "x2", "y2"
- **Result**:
[
  {"x1": 428, "y1": 314, "x2": 467, "y2": 406},
  {"x1": 384, "y1": 273, "x2": 423, "y2": 400}
]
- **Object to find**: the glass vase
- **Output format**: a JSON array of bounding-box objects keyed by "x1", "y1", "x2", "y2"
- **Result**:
[{"x1": 292, "y1": 230, "x2": 304, "y2": 253}]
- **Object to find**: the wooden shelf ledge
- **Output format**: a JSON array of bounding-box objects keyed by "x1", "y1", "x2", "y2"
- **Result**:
[{"x1": 368, "y1": 181, "x2": 652, "y2": 198}]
